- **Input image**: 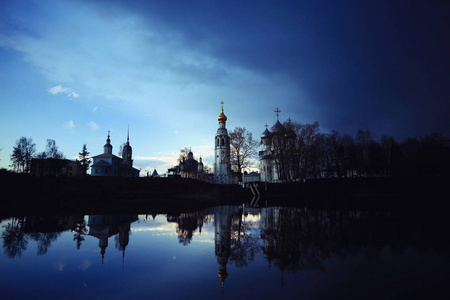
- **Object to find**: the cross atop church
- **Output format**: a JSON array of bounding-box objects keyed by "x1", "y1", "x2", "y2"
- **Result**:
[
  {"x1": 274, "y1": 107, "x2": 281, "y2": 121},
  {"x1": 220, "y1": 101, "x2": 224, "y2": 108},
  {"x1": 264, "y1": 123, "x2": 268, "y2": 129}
]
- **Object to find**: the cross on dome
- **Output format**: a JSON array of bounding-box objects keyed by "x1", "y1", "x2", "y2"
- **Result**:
[{"x1": 274, "y1": 107, "x2": 281, "y2": 121}]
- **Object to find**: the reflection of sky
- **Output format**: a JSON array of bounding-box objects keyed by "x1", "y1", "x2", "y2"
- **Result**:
[{"x1": 1, "y1": 214, "x2": 449, "y2": 299}]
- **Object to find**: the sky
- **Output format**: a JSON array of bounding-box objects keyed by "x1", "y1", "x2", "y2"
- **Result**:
[{"x1": 1, "y1": 0, "x2": 449, "y2": 174}]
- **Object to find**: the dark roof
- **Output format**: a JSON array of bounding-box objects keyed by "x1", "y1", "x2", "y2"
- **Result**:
[
  {"x1": 91, "y1": 153, "x2": 121, "y2": 159},
  {"x1": 91, "y1": 160, "x2": 112, "y2": 168},
  {"x1": 261, "y1": 154, "x2": 274, "y2": 160},
  {"x1": 270, "y1": 120, "x2": 286, "y2": 135},
  {"x1": 121, "y1": 164, "x2": 140, "y2": 172}
]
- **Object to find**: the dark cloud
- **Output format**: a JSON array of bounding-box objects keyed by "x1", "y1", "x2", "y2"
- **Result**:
[{"x1": 108, "y1": 0, "x2": 450, "y2": 140}]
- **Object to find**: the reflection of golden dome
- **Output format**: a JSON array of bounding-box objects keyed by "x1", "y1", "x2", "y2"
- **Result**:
[
  {"x1": 218, "y1": 270, "x2": 228, "y2": 287},
  {"x1": 218, "y1": 108, "x2": 227, "y2": 123}
]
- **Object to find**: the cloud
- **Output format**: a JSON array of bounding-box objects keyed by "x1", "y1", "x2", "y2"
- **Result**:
[
  {"x1": 92, "y1": 106, "x2": 98, "y2": 112},
  {"x1": 63, "y1": 120, "x2": 75, "y2": 130},
  {"x1": 48, "y1": 85, "x2": 79, "y2": 98},
  {"x1": 87, "y1": 121, "x2": 100, "y2": 131},
  {"x1": 78, "y1": 259, "x2": 93, "y2": 271}
]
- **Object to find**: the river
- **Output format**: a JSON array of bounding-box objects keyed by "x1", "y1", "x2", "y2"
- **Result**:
[{"x1": 1, "y1": 205, "x2": 448, "y2": 299}]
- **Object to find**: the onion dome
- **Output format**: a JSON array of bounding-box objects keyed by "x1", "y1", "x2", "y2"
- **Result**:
[
  {"x1": 261, "y1": 128, "x2": 272, "y2": 139},
  {"x1": 270, "y1": 120, "x2": 286, "y2": 135},
  {"x1": 218, "y1": 107, "x2": 227, "y2": 123}
]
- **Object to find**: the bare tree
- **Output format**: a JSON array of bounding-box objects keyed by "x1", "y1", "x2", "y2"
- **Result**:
[
  {"x1": 118, "y1": 142, "x2": 126, "y2": 157},
  {"x1": 177, "y1": 147, "x2": 191, "y2": 163},
  {"x1": 10, "y1": 137, "x2": 36, "y2": 173},
  {"x1": 36, "y1": 139, "x2": 65, "y2": 159},
  {"x1": 229, "y1": 127, "x2": 259, "y2": 181}
]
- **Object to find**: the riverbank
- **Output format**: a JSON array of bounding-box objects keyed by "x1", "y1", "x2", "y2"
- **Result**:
[{"x1": 0, "y1": 172, "x2": 446, "y2": 216}]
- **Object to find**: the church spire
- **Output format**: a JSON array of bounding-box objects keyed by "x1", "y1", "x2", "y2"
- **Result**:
[
  {"x1": 104, "y1": 131, "x2": 113, "y2": 154},
  {"x1": 127, "y1": 125, "x2": 129, "y2": 145}
]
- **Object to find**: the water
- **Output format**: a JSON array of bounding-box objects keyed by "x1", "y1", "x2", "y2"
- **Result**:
[{"x1": 1, "y1": 206, "x2": 449, "y2": 299}]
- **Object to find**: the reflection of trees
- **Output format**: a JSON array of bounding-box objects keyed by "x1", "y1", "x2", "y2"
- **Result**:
[
  {"x1": 176, "y1": 212, "x2": 205, "y2": 246},
  {"x1": 2, "y1": 217, "x2": 28, "y2": 258},
  {"x1": 73, "y1": 220, "x2": 87, "y2": 250},
  {"x1": 28, "y1": 232, "x2": 61, "y2": 256},
  {"x1": 259, "y1": 207, "x2": 450, "y2": 277},
  {"x1": 2, "y1": 215, "x2": 86, "y2": 258},
  {"x1": 229, "y1": 214, "x2": 261, "y2": 268},
  {"x1": 261, "y1": 208, "x2": 325, "y2": 275}
]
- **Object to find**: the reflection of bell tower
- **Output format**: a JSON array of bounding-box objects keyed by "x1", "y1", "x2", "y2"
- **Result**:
[{"x1": 214, "y1": 206, "x2": 235, "y2": 290}]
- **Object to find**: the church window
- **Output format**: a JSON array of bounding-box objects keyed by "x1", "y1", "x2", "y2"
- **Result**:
[{"x1": 221, "y1": 138, "x2": 224, "y2": 146}]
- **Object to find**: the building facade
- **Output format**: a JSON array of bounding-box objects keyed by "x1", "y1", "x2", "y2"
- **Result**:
[
  {"x1": 30, "y1": 158, "x2": 82, "y2": 177},
  {"x1": 91, "y1": 131, "x2": 140, "y2": 177}
]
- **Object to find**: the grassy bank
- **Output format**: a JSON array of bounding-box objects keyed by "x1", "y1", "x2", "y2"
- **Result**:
[{"x1": 0, "y1": 172, "x2": 446, "y2": 216}]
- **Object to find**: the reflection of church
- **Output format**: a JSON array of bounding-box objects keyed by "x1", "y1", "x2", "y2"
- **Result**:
[
  {"x1": 91, "y1": 130, "x2": 140, "y2": 177},
  {"x1": 87, "y1": 215, "x2": 138, "y2": 263}
]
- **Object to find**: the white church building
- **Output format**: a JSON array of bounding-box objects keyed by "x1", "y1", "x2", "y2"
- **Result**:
[{"x1": 91, "y1": 130, "x2": 140, "y2": 177}]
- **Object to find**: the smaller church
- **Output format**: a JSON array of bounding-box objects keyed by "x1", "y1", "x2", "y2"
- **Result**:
[
  {"x1": 259, "y1": 108, "x2": 297, "y2": 183},
  {"x1": 168, "y1": 150, "x2": 206, "y2": 180},
  {"x1": 91, "y1": 130, "x2": 140, "y2": 177}
]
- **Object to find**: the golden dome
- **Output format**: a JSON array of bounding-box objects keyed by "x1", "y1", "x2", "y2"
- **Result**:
[{"x1": 218, "y1": 107, "x2": 227, "y2": 122}]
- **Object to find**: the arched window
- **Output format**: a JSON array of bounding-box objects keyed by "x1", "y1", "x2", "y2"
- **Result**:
[{"x1": 221, "y1": 138, "x2": 224, "y2": 146}]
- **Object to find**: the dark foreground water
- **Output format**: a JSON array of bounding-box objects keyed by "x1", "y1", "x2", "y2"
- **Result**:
[{"x1": 1, "y1": 205, "x2": 449, "y2": 300}]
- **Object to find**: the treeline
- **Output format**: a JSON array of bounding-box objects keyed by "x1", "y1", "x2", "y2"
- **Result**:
[
  {"x1": 9, "y1": 137, "x2": 91, "y2": 175},
  {"x1": 276, "y1": 120, "x2": 450, "y2": 180}
]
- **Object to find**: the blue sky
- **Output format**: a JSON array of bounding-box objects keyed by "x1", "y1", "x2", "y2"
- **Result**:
[{"x1": 1, "y1": 0, "x2": 449, "y2": 174}]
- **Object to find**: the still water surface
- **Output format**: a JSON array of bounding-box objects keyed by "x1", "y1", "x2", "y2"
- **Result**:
[{"x1": 1, "y1": 206, "x2": 449, "y2": 299}]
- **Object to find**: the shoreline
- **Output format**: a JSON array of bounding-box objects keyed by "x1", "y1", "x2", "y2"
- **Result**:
[{"x1": 0, "y1": 173, "x2": 446, "y2": 217}]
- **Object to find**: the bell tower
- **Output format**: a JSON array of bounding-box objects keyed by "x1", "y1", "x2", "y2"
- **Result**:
[
  {"x1": 122, "y1": 126, "x2": 133, "y2": 167},
  {"x1": 214, "y1": 102, "x2": 231, "y2": 184}
]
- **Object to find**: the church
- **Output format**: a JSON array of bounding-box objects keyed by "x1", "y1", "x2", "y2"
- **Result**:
[
  {"x1": 259, "y1": 108, "x2": 296, "y2": 183},
  {"x1": 91, "y1": 130, "x2": 140, "y2": 177}
]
